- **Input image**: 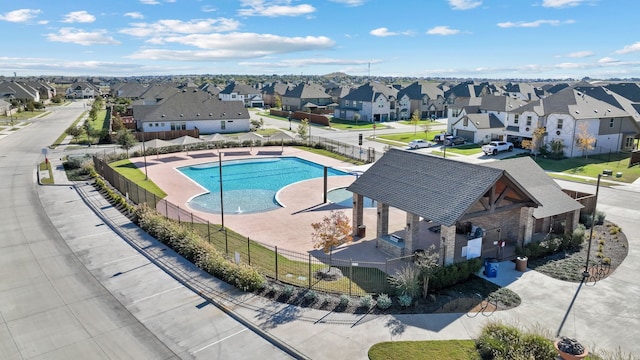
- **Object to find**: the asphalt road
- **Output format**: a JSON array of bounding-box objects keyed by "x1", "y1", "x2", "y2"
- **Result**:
[{"x1": 0, "y1": 102, "x2": 293, "y2": 359}]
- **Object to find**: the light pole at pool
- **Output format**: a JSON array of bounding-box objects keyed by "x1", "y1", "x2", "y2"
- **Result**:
[{"x1": 583, "y1": 173, "x2": 605, "y2": 278}]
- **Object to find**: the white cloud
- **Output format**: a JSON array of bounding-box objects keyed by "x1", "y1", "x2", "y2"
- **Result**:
[
  {"x1": 201, "y1": 5, "x2": 217, "y2": 13},
  {"x1": 128, "y1": 33, "x2": 334, "y2": 60},
  {"x1": 120, "y1": 18, "x2": 240, "y2": 37},
  {"x1": 46, "y1": 28, "x2": 121, "y2": 46},
  {"x1": 370, "y1": 28, "x2": 413, "y2": 37},
  {"x1": 598, "y1": 57, "x2": 619, "y2": 64},
  {"x1": 241, "y1": 57, "x2": 376, "y2": 68},
  {"x1": 426, "y1": 26, "x2": 460, "y2": 35},
  {"x1": 329, "y1": 0, "x2": 367, "y2": 6},
  {"x1": 497, "y1": 19, "x2": 573, "y2": 28},
  {"x1": 566, "y1": 51, "x2": 593, "y2": 58},
  {"x1": 62, "y1": 11, "x2": 96, "y2": 23},
  {"x1": 448, "y1": 0, "x2": 482, "y2": 10},
  {"x1": 239, "y1": 0, "x2": 316, "y2": 17},
  {"x1": 0, "y1": 9, "x2": 41, "y2": 22},
  {"x1": 615, "y1": 42, "x2": 640, "y2": 54},
  {"x1": 542, "y1": 0, "x2": 589, "y2": 8},
  {"x1": 124, "y1": 12, "x2": 144, "y2": 19},
  {"x1": 140, "y1": 0, "x2": 160, "y2": 4}
]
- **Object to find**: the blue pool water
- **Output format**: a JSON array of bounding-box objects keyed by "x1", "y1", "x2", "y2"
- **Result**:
[
  {"x1": 178, "y1": 157, "x2": 350, "y2": 214},
  {"x1": 326, "y1": 187, "x2": 377, "y2": 208}
]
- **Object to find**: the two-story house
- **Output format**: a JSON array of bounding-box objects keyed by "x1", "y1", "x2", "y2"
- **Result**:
[
  {"x1": 0, "y1": 81, "x2": 41, "y2": 103},
  {"x1": 505, "y1": 87, "x2": 639, "y2": 157},
  {"x1": 396, "y1": 81, "x2": 446, "y2": 120},
  {"x1": 65, "y1": 82, "x2": 101, "y2": 99},
  {"x1": 218, "y1": 82, "x2": 264, "y2": 108},
  {"x1": 334, "y1": 82, "x2": 398, "y2": 122}
]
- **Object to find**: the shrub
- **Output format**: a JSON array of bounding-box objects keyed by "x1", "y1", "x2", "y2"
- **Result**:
[
  {"x1": 134, "y1": 204, "x2": 265, "y2": 292},
  {"x1": 476, "y1": 322, "x2": 556, "y2": 360},
  {"x1": 429, "y1": 258, "x2": 483, "y2": 291},
  {"x1": 595, "y1": 210, "x2": 606, "y2": 225},
  {"x1": 360, "y1": 294, "x2": 373, "y2": 308},
  {"x1": 570, "y1": 224, "x2": 586, "y2": 248},
  {"x1": 339, "y1": 294, "x2": 350, "y2": 307},
  {"x1": 376, "y1": 293, "x2": 392, "y2": 310},
  {"x1": 282, "y1": 285, "x2": 295, "y2": 297},
  {"x1": 304, "y1": 290, "x2": 317, "y2": 302},
  {"x1": 388, "y1": 265, "x2": 421, "y2": 298},
  {"x1": 397, "y1": 294, "x2": 413, "y2": 307}
]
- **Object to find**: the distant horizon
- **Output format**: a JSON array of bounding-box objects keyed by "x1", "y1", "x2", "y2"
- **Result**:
[{"x1": 2, "y1": 1, "x2": 639, "y2": 79}]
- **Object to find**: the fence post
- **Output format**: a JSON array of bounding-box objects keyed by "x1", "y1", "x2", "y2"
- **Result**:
[
  {"x1": 247, "y1": 237, "x2": 251, "y2": 265},
  {"x1": 191, "y1": 213, "x2": 194, "y2": 229},
  {"x1": 224, "y1": 228, "x2": 228, "y2": 255},
  {"x1": 275, "y1": 246, "x2": 279, "y2": 281},
  {"x1": 207, "y1": 220, "x2": 211, "y2": 243},
  {"x1": 165, "y1": 200, "x2": 168, "y2": 217},
  {"x1": 308, "y1": 253, "x2": 312, "y2": 289},
  {"x1": 349, "y1": 259, "x2": 353, "y2": 296},
  {"x1": 177, "y1": 206, "x2": 180, "y2": 223}
]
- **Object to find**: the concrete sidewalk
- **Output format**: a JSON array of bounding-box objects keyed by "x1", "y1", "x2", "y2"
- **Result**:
[{"x1": 56, "y1": 180, "x2": 640, "y2": 359}]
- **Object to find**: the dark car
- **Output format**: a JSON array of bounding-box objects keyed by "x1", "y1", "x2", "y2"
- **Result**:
[
  {"x1": 444, "y1": 136, "x2": 466, "y2": 146},
  {"x1": 432, "y1": 133, "x2": 452, "y2": 143}
]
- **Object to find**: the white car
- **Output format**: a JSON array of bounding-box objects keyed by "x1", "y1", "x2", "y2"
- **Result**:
[{"x1": 408, "y1": 139, "x2": 432, "y2": 149}]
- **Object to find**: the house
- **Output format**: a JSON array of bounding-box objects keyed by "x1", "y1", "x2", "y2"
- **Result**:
[
  {"x1": 24, "y1": 81, "x2": 56, "y2": 101},
  {"x1": 445, "y1": 81, "x2": 497, "y2": 119},
  {"x1": 502, "y1": 82, "x2": 541, "y2": 102},
  {"x1": 0, "y1": 81, "x2": 41, "y2": 103},
  {"x1": 133, "y1": 88, "x2": 250, "y2": 134},
  {"x1": 261, "y1": 82, "x2": 292, "y2": 108},
  {"x1": 110, "y1": 82, "x2": 149, "y2": 99},
  {"x1": 65, "y1": 82, "x2": 100, "y2": 99},
  {"x1": 347, "y1": 148, "x2": 544, "y2": 264},
  {"x1": 0, "y1": 99, "x2": 12, "y2": 116},
  {"x1": 218, "y1": 82, "x2": 264, "y2": 108},
  {"x1": 448, "y1": 95, "x2": 529, "y2": 143},
  {"x1": 334, "y1": 82, "x2": 398, "y2": 122},
  {"x1": 280, "y1": 82, "x2": 333, "y2": 112},
  {"x1": 396, "y1": 81, "x2": 446, "y2": 120},
  {"x1": 504, "y1": 87, "x2": 639, "y2": 157}
]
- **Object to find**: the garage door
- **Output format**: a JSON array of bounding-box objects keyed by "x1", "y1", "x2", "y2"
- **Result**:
[{"x1": 456, "y1": 129, "x2": 475, "y2": 143}]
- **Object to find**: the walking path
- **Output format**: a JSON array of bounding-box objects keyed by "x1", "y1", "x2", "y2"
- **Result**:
[{"x1": 40, "y1": 149, "x2": 640, "y2": 358}]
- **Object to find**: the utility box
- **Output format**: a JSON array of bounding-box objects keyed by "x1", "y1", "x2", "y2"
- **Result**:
[
  {"x1": 484, "y1": 258, "x2": 499, "y2": 278},
  {"x1": 357, "y1": 225, "x2": 366, "y2": 238}
]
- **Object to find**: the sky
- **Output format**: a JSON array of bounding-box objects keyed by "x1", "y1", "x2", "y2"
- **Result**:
[{"x1": 1, "y1": 0, "x2": 639, "y2": 79}]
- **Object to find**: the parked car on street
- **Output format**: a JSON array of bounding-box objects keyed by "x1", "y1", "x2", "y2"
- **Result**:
[
  {"x1": 408, "y1": 139, "x2": 432, "y2": 149},
  {"x1": 444, "y1": 136, "x2": 466, "y2": 146},
  {"x1": 481, "y1": 141, "x2": 514, "y2": 155}
]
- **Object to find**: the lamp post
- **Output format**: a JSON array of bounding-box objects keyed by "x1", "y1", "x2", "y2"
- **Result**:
[
  {"x1": 288, "y1": 111, "x2": 292, "y2": 131},
  {"x1": 583, "y1": 173, "x2": 604, "y2": 278}
]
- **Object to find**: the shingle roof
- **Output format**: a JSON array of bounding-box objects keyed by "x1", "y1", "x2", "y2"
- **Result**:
[
  {"x1": 346, "y1": 149, "x2": 507, "y2": 226},
  {"x1": 284, "y1": 82, "x2": 331, "y2": 99},
  {"x1": 481, "y1": 157, "x2": 583, "y2": 219},
  {"x1": 605, "y1": 83, "x2": 640, "y2": 102},
  {"x1": 341, "y1": 82, "x2": 398, "y2": 102},
  {"x1": 512, "y1": 87, "x2": 628, "y2": 119},
  {"x1": 456, "y1": 113, "x2": 504, "y2": 129}
]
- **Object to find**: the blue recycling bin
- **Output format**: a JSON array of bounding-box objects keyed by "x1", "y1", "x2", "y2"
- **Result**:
[{"x1": 484, "y1": 258, "x2": 499, "y2": 278}]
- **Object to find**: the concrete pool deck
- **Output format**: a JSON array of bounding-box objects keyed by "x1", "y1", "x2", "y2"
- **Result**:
[{"x1": 130, "y1": 146, "x2": 414, "y2": 263}]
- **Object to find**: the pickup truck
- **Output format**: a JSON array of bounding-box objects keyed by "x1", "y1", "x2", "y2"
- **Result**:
[{"x1": 482, "y1": 141, "x2": 514, "y2": 155}]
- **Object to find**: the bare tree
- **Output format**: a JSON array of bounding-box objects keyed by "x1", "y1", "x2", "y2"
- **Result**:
[
  {"x1": 522, "y1": 126, "x2": 546, "y2": 157},
  {"x1": 410, "y1": 110, "x2": 420, "y2": 135},
  {"x1": 297, "y1": 118, "x2": 309, "y2": 140}
]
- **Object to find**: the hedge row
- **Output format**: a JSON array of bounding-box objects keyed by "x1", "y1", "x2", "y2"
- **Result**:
[{"x1": 134, "y1": 204, "x2": 265, "y2": 292}]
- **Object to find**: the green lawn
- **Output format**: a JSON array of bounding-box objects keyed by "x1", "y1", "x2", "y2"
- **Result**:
[
  {"x1": 378, "y1": 131, "x2": 443, "y2": 143},
  {"x1": 532, "y1": 153, "x2": 640, "y2": 183},
  {"x1": 369, "y1": 340, "x2": 480, "y2": 360},
  {"x1": 440, "y1": 143, "x2": 483, "y2": 155},
  {"x1": 328, "y1": 118, "x2": 384, "y2": 130},
  {"x1": 109, "y1": 159, "x2": 167, "y2": 198}
]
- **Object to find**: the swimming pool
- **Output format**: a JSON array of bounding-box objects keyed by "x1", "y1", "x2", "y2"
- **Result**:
[
  {"x1": 178, "y1": 157, "x2": 351, "y2": 214},
  {"x1": 326, "y1": 187, "x2": 377, "y2": 208}
]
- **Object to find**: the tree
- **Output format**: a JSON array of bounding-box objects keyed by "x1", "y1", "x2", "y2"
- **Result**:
[
  {"x1": 116, "y1": 129, "x2": 136, "y2": 157},
  {"x1": 410, "y1": 110, "x2": 420, "y2": 135},
  {"x1": 297, "y1": 118, "x2": 309, "y2": 140},
  {"x1": 522, "y1": 126, "x2": 546, "y2": 157},
  {"x1": 352, "y1": 113, "x2": 360, "y2": 125},
  {"x1": 549, "y1": 139, "x2": 565, "y2": 159},
  {"x1": 112, "y1": 113, "x2": 125, "y2": 132},
  {"x1": 575, "y1": 122, "x2": 596, "y2": 158},
  {"x1": 311, "y1": 210, "x2": 353, "y2": 266},
  {"x1": 275, "y1": 94, "x2": 282, "y2": 109},
  {"x1": 414, "y1": 245, "x2": 440, "y2": 299},
  {"x1": 66, "y1": 125, "x2": 84, "y2": 144},
  {"x1": 422, "y1": 122, "x2": 432, "y2": 138}
]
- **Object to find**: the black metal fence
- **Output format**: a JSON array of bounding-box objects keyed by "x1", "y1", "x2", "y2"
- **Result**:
[{"x1": 93, "y1": 154, "x2": 409, "y2": 296}]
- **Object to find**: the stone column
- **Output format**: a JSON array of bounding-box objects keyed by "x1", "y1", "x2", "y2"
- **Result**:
[
  {"x1": 376, "y1": 203, "x2": 389, "y2": 238},
  {"x1": 566, "y1": 209, "x2": 581, "y2": 235},
  {"x1": 441, "y1": 225, "x2": 456, "y2": 265},
  {"x1": 352, "y1": 193, "x2": 364, "y2": 236},
  {"x1": 404, "y1": 213, "x2": 420, "y2": 253},
  {"x1": 519, "y1": 207, "x2": 535, "y2": 246}
]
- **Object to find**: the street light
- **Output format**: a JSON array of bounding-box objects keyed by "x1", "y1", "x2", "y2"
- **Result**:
[
  {"x1": 583, "y1": 173, "x2": 605, "y2": 278},
  {"x1": 288, "y1": 111, "x2": 292, "y2": 131}
]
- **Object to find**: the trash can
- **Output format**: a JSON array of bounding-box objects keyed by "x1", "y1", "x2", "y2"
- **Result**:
[
  {"x1": 357, "y1": 225, "x2": 366, "y2": 238},
  {"x1": 484, "y1": 258, "x2": 499, "y2": 278},
  {"x1": 515, "y1": 256, "x2": 528, "y2": 272}
]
